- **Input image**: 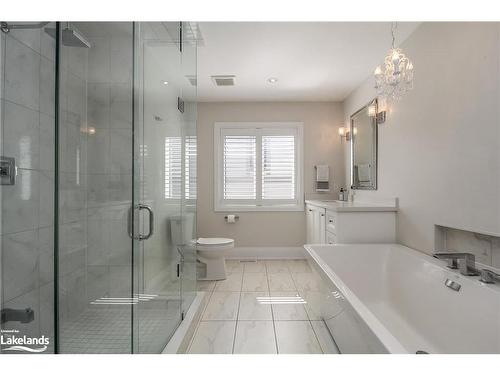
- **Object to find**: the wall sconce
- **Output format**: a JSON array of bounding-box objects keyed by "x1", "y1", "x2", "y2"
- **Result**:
[
  {"x1": 339, "y1": 126, "x2": 351, "y2": 141},
  {"x1": 376, "y1": 111, "x2": 386, "y2": 124},
  {"x1": 376, "y1": 97, "x2": 387, "y2": 124},
  {"x1": 368, "y1": 104, "x2": 377, "y2": 117},
  {"x1": 367, "y1": 100, "x2": 387, "y2": 124}
]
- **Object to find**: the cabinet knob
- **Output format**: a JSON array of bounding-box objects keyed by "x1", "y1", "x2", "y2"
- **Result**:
[
  {"x1": 329, "y1": 219, "x2": 333, "y2": 223},
  {"x1": 308, "y1": 209, "x2": 312, "y2": 212},
  {"x1": 321, "y1": 214, "x2": 325, "y2": 217}
]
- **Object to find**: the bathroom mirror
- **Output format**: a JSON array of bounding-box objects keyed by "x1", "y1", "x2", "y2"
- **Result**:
[{"x1": 351, "y1": 98, "x2": 378, "y2": 190}]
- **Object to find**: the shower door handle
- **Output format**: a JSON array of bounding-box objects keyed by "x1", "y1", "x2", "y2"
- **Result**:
[
  {"x1": 139, "y1": 204, "x2": 154, "y2": 240},
  {"x1": 128, "y1": 204, "x2": 154, "y2": 240}
]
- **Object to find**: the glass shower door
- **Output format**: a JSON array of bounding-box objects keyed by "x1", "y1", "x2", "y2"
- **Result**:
[
  {"x1": 0, "y1": 21, "x2": 57, "y2": 354},
  {"x1": 0, "y1": 21, "x2": 195, "y2": 354},
  {"x1": 179, "y1": 25, "x2": 198, "y2": 315},
  {"x1": 132, "y1": 22, "x2": 185, "y2": 353},
  {"x1": 57, "y1": 21, "x2": 135, "y2": 354}
]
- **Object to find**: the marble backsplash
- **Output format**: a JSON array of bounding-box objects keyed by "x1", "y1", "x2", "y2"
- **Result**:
[{"x1": 437, "y1": 226, "x2": 500, "y2": 269}]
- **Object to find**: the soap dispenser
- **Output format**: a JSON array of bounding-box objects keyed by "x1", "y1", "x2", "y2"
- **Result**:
[
  {"x1": 348, "y1": 186, "x2": 355, "y2": 202},
  {"x1": 339, "y1": 188, "x2": 345, "y2": 201}
]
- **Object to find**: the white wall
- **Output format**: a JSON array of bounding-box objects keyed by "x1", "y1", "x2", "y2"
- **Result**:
[
  {"x1": 343, "y1": 22, "x2": 500, "y2": 255},
  {"x1": 197, "y1": 102, "x2": 345, "y2": 247}
]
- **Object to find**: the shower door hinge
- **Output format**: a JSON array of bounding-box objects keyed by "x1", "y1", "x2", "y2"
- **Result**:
[
  {"x1": 181, "y1": 311, "x2": 185, "y2": 320},
  {"x1": 179, "y1": 21, "x2": 183, "y2": 52},
  {"x1": 176, "y1": 263, "x2": 180, "y2": 278},
  {"x1": 177, "y1": 97, "x2": 184, "y2": 113}
]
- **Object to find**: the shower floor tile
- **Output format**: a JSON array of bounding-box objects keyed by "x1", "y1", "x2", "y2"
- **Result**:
[{"x1": 60, "y1": 296, "x2": 182, "y2": 354}]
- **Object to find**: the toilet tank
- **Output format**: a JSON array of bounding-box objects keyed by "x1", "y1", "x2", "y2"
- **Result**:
[{"x1": 170, "y1": 212, "x2": 195, "y2": 246}]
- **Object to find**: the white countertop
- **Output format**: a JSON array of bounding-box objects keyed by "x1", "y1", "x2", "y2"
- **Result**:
[{"x1": 305, "y1": 199, "x2": 398, "y2": 212}]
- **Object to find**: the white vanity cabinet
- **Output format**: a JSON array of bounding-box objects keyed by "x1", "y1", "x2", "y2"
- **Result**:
[
  {"x1": 306, "y1": 204, "x2": 327, "y2": 244},
  {"x1": 305, "y1": 200, "x2": 397, "y2": 244}
]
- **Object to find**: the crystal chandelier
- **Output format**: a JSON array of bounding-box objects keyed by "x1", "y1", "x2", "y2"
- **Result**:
[{"x1": 374, "y1": 22, "x2": 414, "y2": 101}]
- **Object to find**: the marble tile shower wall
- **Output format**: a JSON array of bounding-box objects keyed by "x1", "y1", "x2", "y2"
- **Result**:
[
  {"x1": 58, "y1": 29, "x2": 89, "y2": 326},
  {"x1": 59, "y1": 30, "x2": 134, "y2": 329},
  {"x1": 444, "y1": 227, "x2": 500, "y2": 268},
  {"x1": 83, "y1": 33, "x2": 133, "y2": 306},
  {"x1": 0, "y1": 24, "x2": 134, "y2": 351},
  {"x1": 0, "y1": 24, "x2": 57, "y2": 348}
]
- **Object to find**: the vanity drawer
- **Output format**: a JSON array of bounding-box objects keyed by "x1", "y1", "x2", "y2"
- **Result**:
[
  {"x1": 326, "y1": 211, "x2": 336, "y2": 233},
  {"x1": 326, "y1": 231, "x2": 337, "y2": 244}
]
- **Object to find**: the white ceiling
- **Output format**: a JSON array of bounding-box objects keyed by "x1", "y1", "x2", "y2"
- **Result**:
[{"x1": 197, "y1": 22, "x2": 420, "y2": 102}]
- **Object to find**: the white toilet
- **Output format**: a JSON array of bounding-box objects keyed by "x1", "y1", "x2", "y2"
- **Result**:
[
  {"x1": 169, "y1": 215, "x2": 233, "y2": 281},
  {"x1": 196, "y1": 237, "x2": 234, "y2": 281}
]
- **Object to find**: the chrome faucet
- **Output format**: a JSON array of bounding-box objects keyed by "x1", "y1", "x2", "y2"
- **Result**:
[
  {"x1": 432, "y1": 252, "x2": 479, "y2": 276},
  {"x1": 479, "y1": 269, "x2": 500, "y2": 284}
]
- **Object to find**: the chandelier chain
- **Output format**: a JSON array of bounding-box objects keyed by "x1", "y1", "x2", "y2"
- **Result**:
[{"x1": 391, "y1": 22, "x2": 397, "y2": 48}]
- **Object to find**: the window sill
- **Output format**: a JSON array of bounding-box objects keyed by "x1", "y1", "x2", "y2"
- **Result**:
[{"x1": 214, "y1": 204, "x2": 304, "y2": 212}]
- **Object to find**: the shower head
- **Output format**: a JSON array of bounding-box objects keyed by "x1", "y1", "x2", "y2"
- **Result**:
[
  {"x1": 44, "y1": 25, "x2": 91, "y2": 48},
  {"x1": 62, "y1": 27, "x2": 91, "y2": 48}
]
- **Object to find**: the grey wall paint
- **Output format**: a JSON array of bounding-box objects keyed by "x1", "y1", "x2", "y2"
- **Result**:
[
  {"x1": 197, "y1": 101, "x2": 345, "y2": 247},
  {"x1": 343, "y1": 22, "x2": 500, "y2": 255}
]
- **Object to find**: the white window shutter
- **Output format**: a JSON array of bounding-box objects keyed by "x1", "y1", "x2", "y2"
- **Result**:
[
  {"x1": 165, "y1": 136, "x2": 197, "y2": 200},
  {"x1": 185, "y1": 136, "x2": 197, "y2": 200},
  {"x1": 223, "y1": 135, "x2": 256, "y2": 200},
  {"x1": 164, "y1": 137, "x2": 182, "y2": 199},
  {"x1": 215, "y1": 122, "x2": 303, "y2": 211},
  {"x1": 262, "y1": 135, "x2": 296, "y2": 200}
]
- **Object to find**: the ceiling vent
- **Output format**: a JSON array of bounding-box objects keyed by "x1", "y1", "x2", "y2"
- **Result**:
[
  {"x1": 185, "y1": 75, "x2": 197, "y2": 86},
  {"x1": 211, "y1": 75, "x2": 235, "y2": 87}
]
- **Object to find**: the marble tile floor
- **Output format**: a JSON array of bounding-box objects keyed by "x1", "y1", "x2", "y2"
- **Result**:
[{"x1": 188, "y1": 259, "x2": 339, "y2": 354}]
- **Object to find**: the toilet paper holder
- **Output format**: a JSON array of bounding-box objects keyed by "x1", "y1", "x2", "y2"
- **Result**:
[{"x1": 224, "y1": 215, "x2": 239, "y2": 222}]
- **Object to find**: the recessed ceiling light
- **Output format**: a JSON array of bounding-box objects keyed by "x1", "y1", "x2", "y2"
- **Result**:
[
  {"x1": 162, "y1": 81, "x2": 169, "y2": 85},
  {"x1": 267, "y1": 77, "x2": 278, "y2": 84}
]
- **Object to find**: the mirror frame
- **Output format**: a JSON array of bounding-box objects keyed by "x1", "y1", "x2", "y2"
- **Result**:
[{"x1": 350, "y1": 98, "x2": 378, "y2": 190}]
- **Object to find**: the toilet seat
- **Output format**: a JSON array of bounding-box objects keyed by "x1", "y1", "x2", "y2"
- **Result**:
[{"x1": 197, "y1": 237, "x2": 234, "y2": 250}]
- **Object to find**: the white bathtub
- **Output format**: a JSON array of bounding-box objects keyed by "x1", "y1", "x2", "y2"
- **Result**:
[{"x1": 304, "y1": 243, "x2": 500, "y2": 354}]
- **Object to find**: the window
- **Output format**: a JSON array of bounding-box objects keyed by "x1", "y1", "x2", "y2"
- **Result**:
[
  {"x1": 214, "y1": 122, "x2": 303, "y2": 211},
  {"x1": 165, "y1": 136, "x2": 197, "y2": 200},
  {"x1": 184, "y1": 136, "x2": 197, "y2": 200},
  {"x1": 140, "y1": 144, "x2": 150, "y2": 200},
  {"x1": 262, "y1": 135, "x2": 295, "y2": 200},
  {"x1": 223, "y1": 135, "x2": 256, "y2": 200}
]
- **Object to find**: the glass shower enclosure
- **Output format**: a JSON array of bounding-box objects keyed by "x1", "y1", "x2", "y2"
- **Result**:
[{"x1": 0, "y1": 21, "x2": 197, "y2": 354}]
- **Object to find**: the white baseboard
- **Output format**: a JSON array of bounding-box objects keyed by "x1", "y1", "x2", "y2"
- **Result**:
[{"x1": 225, "y1": 246, "x2": 306, "y2": 260}]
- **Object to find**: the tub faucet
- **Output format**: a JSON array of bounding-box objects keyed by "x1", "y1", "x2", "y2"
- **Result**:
[{"x1": 432, "y1": 252, "x2": 479, "y2": 276}]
